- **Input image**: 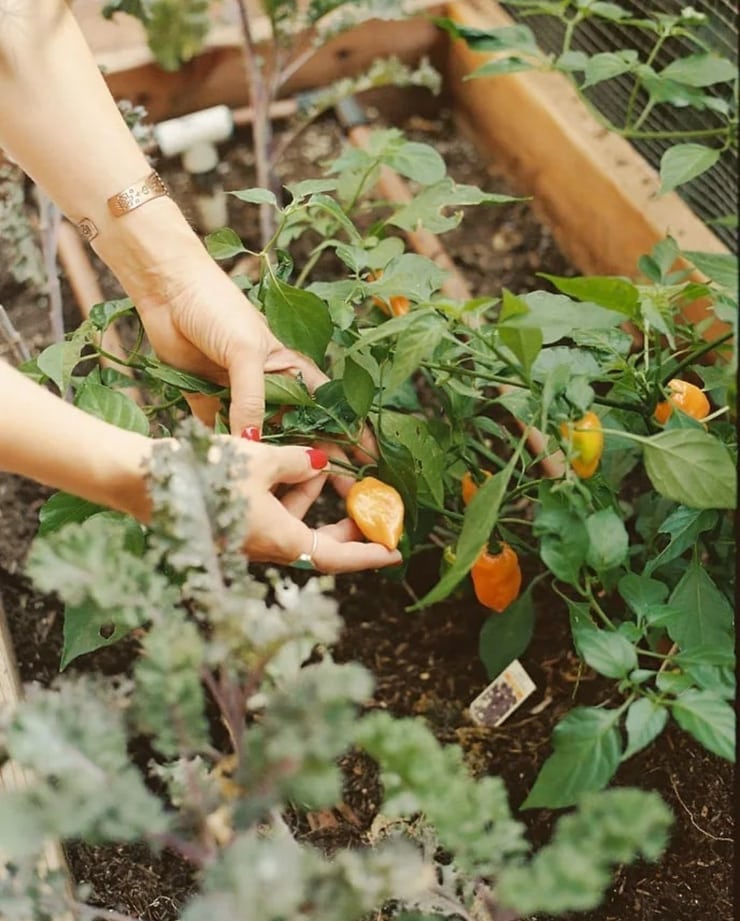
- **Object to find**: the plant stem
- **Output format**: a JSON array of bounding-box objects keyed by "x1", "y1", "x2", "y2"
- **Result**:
[
  {"x1": 0, "y1": 302, "x2": 31, "y2": 364},
  {"x1": 624, "y1": 31, "x2": 667, "y2": 129},
  {"x1": 235, "y1": 0, "x2": 277, "y2": 246},
  {"x1": 663, "y1": 330, "x2": 735, "y2": 382}
]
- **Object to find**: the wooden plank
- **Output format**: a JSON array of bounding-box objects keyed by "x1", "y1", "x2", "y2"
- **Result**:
[
  {"x1": 444, "y1": 0, "x2": 730, "y2": 336},
  {"x1": 76, "y1": 1, "x2": 447, "y2": 123}
]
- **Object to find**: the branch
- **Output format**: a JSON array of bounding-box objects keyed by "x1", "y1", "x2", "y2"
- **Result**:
[{"x1": 0, "y1": 302, "x2": 31, "y2": 364}]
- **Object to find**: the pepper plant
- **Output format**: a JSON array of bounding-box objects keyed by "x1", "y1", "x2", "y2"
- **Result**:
[
  {"x1": 0, "y1": 421, "x2": 673, "y2": 920},
  {"x1": 23, "y1": 124, "x2": 736, "y2": 811},
  {"x1": 436, "y1": 2, "x2": 738, "y2": 202}
]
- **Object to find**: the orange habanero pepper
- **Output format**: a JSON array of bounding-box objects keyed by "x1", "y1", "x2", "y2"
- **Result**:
[
  {"x1": 461, "y1": 470, "x2": 492, "y2": 506},
  {"x1": 346, "y1": 476, "x2": 404, "y2": 551},
  {"x1": 654, "y1": 379, "x2": 710, "y2": 424},
  {"x1": 559, "y1": 411, "x2": 603, "y2": 479},
  {"x1": 471, "y1": 542, "x2": 522, "y2": 613},
  {"x1": 369, "y1": 270, "x2": 411, "y2": 317}
]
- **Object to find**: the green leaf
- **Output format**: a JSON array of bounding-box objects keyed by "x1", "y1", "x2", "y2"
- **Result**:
[
  {"x1": 342, "y1": 357, "x2": 375, "y2": 417},
  {"x1": 284, "y1": 177, "x2": 339, "y2": 202},
  {"x1": 378, "y1": 411, "x2": 446, "y2": 509},
  {"x1": 408, "y1": 439, "x2": 525, "y2": 610},
  {"x1": 264, "y1": 373, "x2": 315, "y2": 407},
  {"x1": 36, "y1": 339, "x2": 87, "y2": 394},
  {"x1": 143, "y1": 359, "x2": 225, "y2": 395},
  {"x1": 644, "y1": 506, "x2": 718, "y2": 575},
  {"x1": 659, "y1": 144, "x2": 720, "y2": 195},
  {"x1": 433, "y1": 19, "x2": 538, "y2": 53},
  {"x1": 573, "y1": 621, "x2": 637, "y2": 679},
  {"x1": 263, "y1": 277, "x2": 333, "y2": 366},
  {"x1": 671, "y1": 690, "x2": 735, "y2": 761},
  {"x1": 533, "y1": 490, "x2": 589, "y2": 586},
  {"x1": 307, "y1": 192, "x2": 363, "y2": 243},
  {"x1": 376, "y1": 429, "x2": 418, "y2": 530},
  {"x1": 539, "y1": 274, "x2": 639, "y2": 316},
  {"x1": 204, "y1": 227, "x2": 247, "y2": 260},
  {"x1": 470, "y1": 56, "x2": 535, "y2": 78},
  {"x1": 499, "y1": 290, "x2": 542, "y2": 375},
  {"x1": 366, "y1": 253, "x2": 448, "y2": 302},
  {"x1": 667, "y1": 560, "x2": 734, "y2": 652},
  {"x1": 75, "y1": 378, "x2": 149, "y2": 434},
  {"x1": 478, "y1": 586, "x2": 535, "y2": 679},
  {"x1": 60, "y1": 598, "x2": 132, "y2": 670},
  {"x1": 389, "y1": 178, "x2": 522, "y2": 235},
  {"x1": 589, "y1": 2, "x2": 631, "y2": 20},
  {"x1": 582, "y1": 50, "x2": 638, "y2": 88},
  {"x1": 556, "y1": 50, "x2": 589, "y2": 71},
  {"x1": 385, "y1": 141, "x2": 446, "y2": 185},
  {"x1": 585, "y1": 508, "x2": 629, "y2": 572},
  {"x1": 660, "y1": 54, "x2": 737, "y2": 87},
  {"x1": 518, "y1": 291, "x2": 624, "y2": 342},
  {"x1": 622, "y1": 698, "x2": 669, "y2": 760},
  {"x1": 38, "y1": 492, "x2": 105, "y2": 537},
  {"x1": 522, "y1": 708, "x2": 622, "y2": 809},
  {"x1": 618, "y1": 573, "x2": 669, "y2": 619},
  {"x1": 642, "y1": 429, "x2": 736, "y2": 509},
  {"x1": 384, "y1": 314, "x2": 445, "y2": 392},
  {"x1": 89, "y1": 297, "x2": 135, "y2": 331},
  {"x1": 229, "y1": 187, "x2": 279, "y2": 208},
  {"x1": 681, "y1": 250, "x2": 738, "y2": 295}
]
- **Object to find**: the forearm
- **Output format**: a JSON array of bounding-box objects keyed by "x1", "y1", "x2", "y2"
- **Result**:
[
  {"x1": 0, "y1": 359, "x2": 153, "y2": 521},
  {"x1": 0, "y1": 0, "x2": 204, "y2": 294}
]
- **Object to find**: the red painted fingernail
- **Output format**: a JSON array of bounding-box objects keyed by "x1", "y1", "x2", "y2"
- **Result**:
[
  {"x1": 241, "y1": 426, "x2": 261, "y2": 441},
  {"x1": 306, "y1": 448, "x2": 329, "y2": 469}
]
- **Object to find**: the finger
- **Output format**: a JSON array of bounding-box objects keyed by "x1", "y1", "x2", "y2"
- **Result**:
[
  {"x1": 227, "y1": 349, "x2": 267, "y2": 435},
  {"x1": 264, "y1": 346, "x2": 329, "y2": 394},
  {"x1": 312, "y1": 535, "x2": 403, "y2": 574},
  {"x1": 245, "y1": 497, "x2": 402, "y2": 573},
  {"x1": 317, "y1": 518, "x2": 365, "y2": 542},
  {"x1": 260, "y1": 443, "x2": 331, "y2": 486},
  {"x1": 280, "y1": 472, "x2": 328, "y2": 519},
  {"x1": 184, "y1": 392, "x2": 221, "y2": 427}
]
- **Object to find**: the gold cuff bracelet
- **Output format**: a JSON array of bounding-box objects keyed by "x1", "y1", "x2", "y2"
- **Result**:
[{"x1": 77, "y1": 170, "x2": 169, "y2": 242}]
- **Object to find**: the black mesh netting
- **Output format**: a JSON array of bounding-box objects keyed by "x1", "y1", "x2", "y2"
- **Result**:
[{"x1": 502, "y1": 1, "x2": 738, "y2": 252}]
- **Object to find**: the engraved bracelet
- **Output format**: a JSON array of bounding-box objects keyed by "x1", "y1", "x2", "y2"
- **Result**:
[{"x1": 76, "y1": 170, "x2": 169, "y2": 242}]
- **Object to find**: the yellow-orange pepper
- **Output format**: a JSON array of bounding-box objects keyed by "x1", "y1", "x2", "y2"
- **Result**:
[
  {"x1": 369, "y1": 270, "x2": 411, "y2": 317},
  {"x1": 471, "y1": 542, "x2": 522, "y2": 612},
  {"x1": 560, "y1": 411, "x2": 603, "y2": 479},
  {"x1": 346, "y1": 476, "x2": 404, "y2": 551},
  {"x1": 461, "y1": 470, "x2": 492, "y2": 506},
  {"x1": 654, "y1": 379, "x2": 710, "y2": 424}
]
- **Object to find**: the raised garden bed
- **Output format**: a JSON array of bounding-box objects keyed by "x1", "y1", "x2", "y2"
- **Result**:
[{"x1": 0, "y1": 2, "x2": 734, "y2": 920}]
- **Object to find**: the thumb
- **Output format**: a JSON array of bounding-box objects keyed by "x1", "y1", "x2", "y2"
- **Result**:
[
  {"x1": 228, "y1": 351, "x2": 266, "y2": 436},
  {"x1": 262, "y1": 444, "x2": 331, "y2": 487}
]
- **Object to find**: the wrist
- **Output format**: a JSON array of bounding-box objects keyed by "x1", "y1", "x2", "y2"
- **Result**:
[{"x1": 90, "y1": 195, "x2": 207, "y2": 305}]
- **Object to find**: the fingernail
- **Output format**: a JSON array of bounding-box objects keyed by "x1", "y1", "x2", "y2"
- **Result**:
[
  {"x1": 241, "y1": 426, "x2": 261, "y2": 441},
  {"x1": 306, "y1": 448, "x2": 329, "y2": 469}
]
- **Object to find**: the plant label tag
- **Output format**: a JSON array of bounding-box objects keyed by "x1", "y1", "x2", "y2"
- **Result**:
[{"x1": 469, "y1": 659, "x2": 536, "y2": 727}]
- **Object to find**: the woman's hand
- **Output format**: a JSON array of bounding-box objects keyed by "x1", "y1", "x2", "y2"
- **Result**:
[
  {"x1": 109, "y1": 228, "x2": 326, "y2": 436},
  {"x1": 224, "y1": 439, "x2": 402, "y2": 573}
]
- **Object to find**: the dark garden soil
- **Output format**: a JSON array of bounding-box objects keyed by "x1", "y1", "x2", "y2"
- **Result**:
[{"x1": 0, "y1": 99, "x2": 734, "y2": 921}]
